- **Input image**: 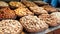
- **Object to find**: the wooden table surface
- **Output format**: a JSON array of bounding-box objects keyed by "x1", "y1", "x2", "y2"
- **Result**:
[{"x1": 47, "y1": 28, "x2": 60, "y2": 34}]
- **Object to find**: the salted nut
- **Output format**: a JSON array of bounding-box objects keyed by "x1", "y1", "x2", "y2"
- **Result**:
[
  {"x1": 20, "y1": 15, "x2": 48, "y2": 32},
  {"x1": 0, "y1": 19, "x2": 23, "y2": 34}
]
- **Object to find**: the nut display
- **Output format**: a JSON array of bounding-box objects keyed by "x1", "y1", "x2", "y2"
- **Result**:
[
  {"x1": 0, "y1": 19, "x2": 23, "y2": 34},
  {"x1": 14, "y1": 7, "x2": 34, "y2": 17},
  {"x1": 20, "y1": 15, "x2": 48, "y2": 32},
  {"x1": 0, "y1": 1, "x2": 59, "y2": 34},
  {"x1": 29, "y1": 6, "x2": 48, "y2": 15},
  {"x1": 9, "y1": 1, "x2": 26, "y2": 8},
  {"x1": 0, "y1": 7, "x2": 16, "y2": 20}
]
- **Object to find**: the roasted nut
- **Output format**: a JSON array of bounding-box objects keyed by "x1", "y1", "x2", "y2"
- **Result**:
[
  {"x1": 48, "y1": 12, "x2": 60, "y2": 26},
  {"x1": 22, "y1": 1, "x2": 38, "y2": 7},
  {"x1": 0, "y1": 19, "x2": 23, "y2": 34},
  {"x1": 34, "y1": 1, "x2": 48, "y2": 6},
  {"x1": 14, "y1": 7, "x2": 34, "y2": 17},
  {"x1": 0, "y1": 7, "x2": 16, "y2": 20},
  {"x1": 20, "y1": 15, "x2": 48, "y2": 32},
  {"x1": 29, "y1": 6, "x2": 48, "y2": 15},
  {"x1": 42, "y1": 5, "x2": 58, "y2": 13},
  {"x1": 9, "y1": 1, "x2": 26, "y2": 8},
  {"x1": 21, "y1": 31, "x2": 25, "y2": 34},
  {"x1": 38, "y1": 12, "x2": 60, "y2": 26},
  {"x1": 0, "y1": 1, "x2": 9, "y2": 7},
  {"x1": 38, "y1": 14, "x2": 50, "y2": 21}
]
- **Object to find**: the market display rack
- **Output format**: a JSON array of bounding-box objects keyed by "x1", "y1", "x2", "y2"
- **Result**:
[{"x1": 0, "y1": 0, "x2": 60, "y2": 34}]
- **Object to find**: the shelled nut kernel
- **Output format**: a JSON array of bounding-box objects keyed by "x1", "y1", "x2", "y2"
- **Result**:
[
  {"x1": 0, "y1": 19, "x2": 23, "y2": 34},
  {"x1": 20, "y1": 15, "x2": 48, "y2": 32}
]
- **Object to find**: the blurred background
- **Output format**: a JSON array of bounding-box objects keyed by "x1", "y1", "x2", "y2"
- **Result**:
[{"x1": 0, "y1": 0, "x2": 60, "y2": 8}]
